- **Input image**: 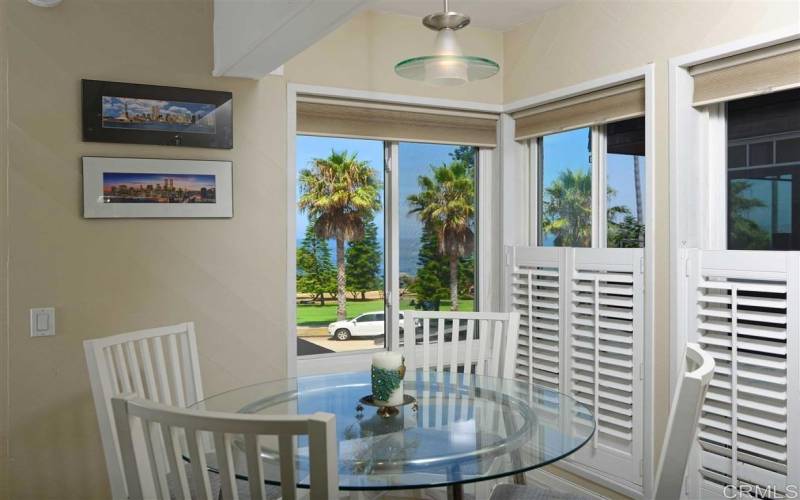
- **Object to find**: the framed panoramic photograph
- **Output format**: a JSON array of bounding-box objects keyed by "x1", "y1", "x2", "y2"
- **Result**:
[
  {"x1": 82, "y1": 157, "x2": 233, "y2": 218},
  {"x1": 82, "y1": 80, "x2": 233, "y2": 149}
]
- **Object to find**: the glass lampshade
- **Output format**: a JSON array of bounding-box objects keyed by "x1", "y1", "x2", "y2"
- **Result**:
[{"x1": 395, "y1": 55, "x2": 499, "y2": 86}]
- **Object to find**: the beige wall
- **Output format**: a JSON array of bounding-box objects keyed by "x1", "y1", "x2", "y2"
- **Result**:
[
  {"x1": 503, "y1": 0, "x2": 799, "y2": 494},
  {"x1": 0, "y1": 2, "x2": 9, "y2": 499},
  {"x1": 2, "y1": 1, "x2": 289, "y2": 498},
  {"x1": 1, "y1": 1, "x2": 799, "y2": 499}
]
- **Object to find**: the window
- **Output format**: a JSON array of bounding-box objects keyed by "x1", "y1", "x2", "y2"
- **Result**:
[
  {"x1": 535, "y1": 117, "x2": 646, "y2": 248},
  {"x1": 295, "y1": 135, "x2": 479, "y2": 357},
  {"x1": 399, "y1": 142, "x2": 477, "y2": 313},
  {"x1": 607, "y1": 117, "x2": 646, "y2": 248},
  {"x1": 727, "y1": 88, "x2": 800, "y2": 250},
  {"x1": 295, "y1": 136, "x2": 385, "y2": 355},
  {"x1": 538, "y1": 127, "x2": 592, "y2": 247}
]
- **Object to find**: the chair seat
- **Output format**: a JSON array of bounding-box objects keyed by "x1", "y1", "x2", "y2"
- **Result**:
[{"x1": 489, "y1": 483, "x2": 592, "y2": 500}]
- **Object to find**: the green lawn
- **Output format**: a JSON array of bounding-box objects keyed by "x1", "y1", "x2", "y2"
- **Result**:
[{"x1": 296, "y1": 298, "x2": 476, "y2": 327}]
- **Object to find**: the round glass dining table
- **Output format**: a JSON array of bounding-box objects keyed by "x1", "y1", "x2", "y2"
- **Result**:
[{"x1": 189, "y1": 370, "x2": 594, "y2": 498}]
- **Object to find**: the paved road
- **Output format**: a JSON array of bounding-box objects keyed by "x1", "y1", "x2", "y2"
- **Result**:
[{"x1": 297, "y1": 338, "x2": 333, "y2": 356}]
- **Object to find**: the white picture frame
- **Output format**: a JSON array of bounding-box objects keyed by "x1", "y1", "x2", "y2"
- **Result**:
[{"x1": 82, "y1": 156, "x2": 233, "y2": 218}]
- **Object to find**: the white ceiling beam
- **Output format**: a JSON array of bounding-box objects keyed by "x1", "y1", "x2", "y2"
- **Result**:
[{"x1": 214, "y1": 0, "x2": 374, "y2": 79}]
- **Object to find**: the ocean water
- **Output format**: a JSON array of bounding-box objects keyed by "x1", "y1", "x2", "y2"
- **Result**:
[{"x1": 296, "y1": 237, "x2": 421, "y2": 276}]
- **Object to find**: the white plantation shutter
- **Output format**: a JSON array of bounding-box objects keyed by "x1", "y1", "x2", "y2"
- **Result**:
[
  {"x1": 564, "y1": 248, "x2": 644, "y2": 487},
  {"x1": 509, "y1": 246, "x2": 645, "y2": 491},
  {"x1": 685, "y1": 249, "x2": 800, "y2": 499},
  {"x1": 509, "y1": 247, "x2": 565, "y2": 392}
]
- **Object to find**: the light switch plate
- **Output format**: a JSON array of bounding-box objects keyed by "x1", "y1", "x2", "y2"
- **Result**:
[{"x1": 30, "y1": 307, "x2": 55, "y2": 337}]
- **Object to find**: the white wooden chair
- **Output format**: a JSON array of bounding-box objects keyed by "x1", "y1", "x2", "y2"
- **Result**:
[
  {"x1": 84, "y1": 322, "x2": 205, "y2": 500},
  {"x1": 112, "y1": 394, "x2": 338, "y2": 500},
  {"x1": 397, "y1": 310, "x2": 520, "y2": 379},
  {"x1": 489, "y1": 343, "x2": 715, "y2": 500}
]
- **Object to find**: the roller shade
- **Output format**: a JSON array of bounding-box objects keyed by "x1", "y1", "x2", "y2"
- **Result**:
[
  {"x1": 513, "y1": 81, "x2": 645, "y2": 140},
  {"x1": 691, "y1": 39, "x2": 800, "y2": 106},
  {"x1": 296, "y1": 96, "x2": 498, "y2": 147}
]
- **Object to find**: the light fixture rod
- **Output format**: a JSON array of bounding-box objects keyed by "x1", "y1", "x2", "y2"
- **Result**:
[{"x1": 443, "y1": 0, "x2": 449, "y2": 12}]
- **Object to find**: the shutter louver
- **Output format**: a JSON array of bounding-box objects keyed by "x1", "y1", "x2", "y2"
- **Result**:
[
  {"x1": 509, "y1": 246, "x2": 645, "y2": 491},
  {"x1": 565, "y1": 248, "x2": 643, "y2": 487},
  {"x1": 686, "y1": 250, "x2": 798, "y2": 499},
  {"x1": 509, "y1": 247, "x2": 563, "y2": 392}
]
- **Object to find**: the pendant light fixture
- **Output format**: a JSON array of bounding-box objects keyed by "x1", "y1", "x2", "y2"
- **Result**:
[{"x1": 394, "y1": 0, "x2": 500, "y2": 86}]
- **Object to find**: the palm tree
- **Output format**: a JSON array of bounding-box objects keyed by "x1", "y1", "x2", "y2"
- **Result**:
[
  {"x1": 542, "y1": 168, "x2": 593, "y2": 247},
  {"x1": 408, "y1": 160, "x2": 475, "y2": 311},
  {"x1": 298, "y1": 150, "x2": 381, "y2": 321}
]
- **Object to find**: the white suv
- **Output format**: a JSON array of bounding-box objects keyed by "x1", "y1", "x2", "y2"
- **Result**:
[{"x1": 328, "y1": 311, "x2": 410, "y2": 341}]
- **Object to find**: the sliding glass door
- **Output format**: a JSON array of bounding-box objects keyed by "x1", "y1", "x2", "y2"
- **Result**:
[
  {"x1": 295, "y1": 136, "x2": 479, "y2": 359},
  {"x1": 295, "y1": 136, "x2": 385, "y2": 356}
]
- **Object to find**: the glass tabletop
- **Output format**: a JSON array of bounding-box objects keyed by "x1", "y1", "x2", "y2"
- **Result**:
[{"x1": 189, "y1": 371, "x2": 594, "y2": 491}]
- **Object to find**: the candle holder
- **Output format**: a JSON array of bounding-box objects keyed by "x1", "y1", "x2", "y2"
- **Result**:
[{"x1": 359, "y1": 394, "x2": 418, "y2": 418}]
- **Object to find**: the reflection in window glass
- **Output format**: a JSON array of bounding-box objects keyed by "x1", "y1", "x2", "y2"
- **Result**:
[
  {"x1": 727, "y1": 87, "x2": 800, "y2": 250},
  {"x1": 539, "y1": 127, "x2": 592, "y2": 247},
  {"x1": 295, "y1": 135, "x2": 385, "y2": 355},
  {"x1": 400, "y1": 143, "x2": 477, "y2": 314},
  {"x1": 607, "y1": 117, "x2": 646, "y2": 248}
]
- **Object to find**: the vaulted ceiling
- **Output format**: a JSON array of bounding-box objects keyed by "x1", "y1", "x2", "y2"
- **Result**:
[
  {"x1": 373, "y1": 0, "x2": 569, "y2": 32},
  {"x1": 213, "y1": 0, "x2": 569, "y2": 79}
]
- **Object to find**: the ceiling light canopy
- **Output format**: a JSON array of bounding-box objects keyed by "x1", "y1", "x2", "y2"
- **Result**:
[{"x1": 394, "y1": 0, "x2": 500, "y2": 87}]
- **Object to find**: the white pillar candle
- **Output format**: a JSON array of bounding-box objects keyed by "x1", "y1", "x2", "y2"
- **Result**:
[{"x1": 372, "y1": 351, "x2": 404, "y2": 406}]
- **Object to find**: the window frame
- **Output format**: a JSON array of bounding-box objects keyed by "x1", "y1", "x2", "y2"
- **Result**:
[
  {"x1": 532, "y1": 122, "x2": 643, "y2": 249},
  {"x1": 668, "y1": 27, "x2": 800, "y2": 407},
  {"x1": 288, "y1": 88, "x2": 493, "y2": 376}
]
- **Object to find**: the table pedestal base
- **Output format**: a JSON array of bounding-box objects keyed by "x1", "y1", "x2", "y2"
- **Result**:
[{"x1": 446, "y1": 484, "x2": 464, "y2": 500}]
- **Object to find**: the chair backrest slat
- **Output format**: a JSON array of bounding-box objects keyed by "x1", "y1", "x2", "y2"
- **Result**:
[
  {"x1": 307, "y1": 413, "x2": 339, "y2": 500},
  {"x1": 463, "y1": 320, "x2": 475, "y2": 376},
  {"x1": 421, "y1": 319, "x2": 430, "y2": 376},
  {"x1": 124, "y1": 341, "x2": 145, "y2": 397},
  {"x1": 244, "y1": 434, "x2": 266, "y2": 500},
  {"x1": 448, "y1": 318, "x2": 460, "y2": 381},
  {"x1": 186, "y1": 428, "x2": 213, "y2": 500},
  {"x1": 112, "y1": 396, "x2": 338, "y2": 500},
  {"x1": 162, "y1": 424, "x2": 190, "y2": 499},
  {"x1": 155, "y1": 337, "x2": 173, "y2": 405},
  {"x1": 214, "y1": 432, "x2": 238, "y2": 500},
  {"x1": 113, "y1": 344, "x2": 132, "y2": 394},
  {"x1": 435, "y1": 318, "x2": 445, "y2": 375},
  {"x1": 166, "y1": 334, "x2": 187, "y2": 408},
  {"x1": 401, "y1": 311, "x2": 520, "y2": 380},
  {"x1": 278, "y1": 434, "x2": 297, "y2": 500},
  {"x1": 653, "y1": 343, "x2": 715, "y2": 499},
  {"x1": 138, "y1": 339, "x2": 160, "y2": 403},
  {"x1": 142, "y1": 420, "x2": 168, "y2": 500},
  {"x1": 475, "y1": 319, "x2": 489, "y2": 375},
  {"x1": 84, "y1": 322, "x2": 204, "y2": 500},
  {"x1": 489, "y1": 320, "x2": 503, "y2": 377}
]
